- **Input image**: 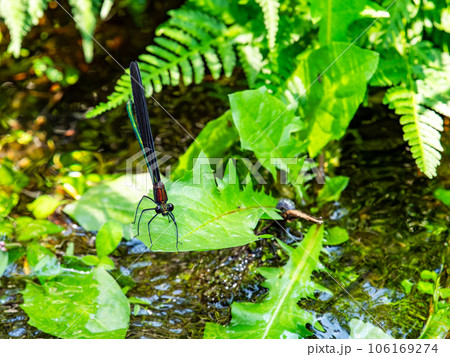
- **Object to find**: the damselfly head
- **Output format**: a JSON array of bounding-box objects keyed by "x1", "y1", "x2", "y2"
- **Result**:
[{"x1": 156, "y1": 203, "x2": 174, "y2": 216}]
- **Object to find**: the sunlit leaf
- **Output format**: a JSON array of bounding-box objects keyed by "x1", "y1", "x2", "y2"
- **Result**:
[
  {"x1": 21, "y1": 267, "x2": 130, "y2": 339},
  {"x1": 434, "y1": 188, "x2": 450, "y2": 206},
  {"x1": 0, "y1": 251, "x2": 8, "y2": 277},
  {"x1": 27, "y1": 195, "x2": 62, "y2": 219},
  {"x1": 325, "y1": 227, "x2": 349, "y2": 245},
  {"x1": 317, "y1": 176, "x2": 349, "y2": 204},
  {"x1": 204, "y1": 225, "x2": 329, "y2": 338},
  {"x1": 230, "y1": 87, "x2": 306, "y2": 179},
  {"x1": 294, "y1": 43, "x2": 379, "y2": 156},
  {"x1": 96, "y1": 220, "x2": 123, "y2": 257},
  {"x1": 15, "y1": 217, "x2": 64, "y2": 241}
]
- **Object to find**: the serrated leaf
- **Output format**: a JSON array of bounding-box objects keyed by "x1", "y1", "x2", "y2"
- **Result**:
[
  {"x1": 21, "y1": 267, "x2": 130, "y2": 338},
  {"x1": 65, "y1": 155, "x2": 280, "y2": 252},
  {"x1": 172, "y1": 111, "x2": 238, "y2": 180},
  {"x1": 204, "y1": 225, "x2": 328, "y2": 339},
  {"x1": 135, "y1": 154, "x2": 281, "y2": 252}
]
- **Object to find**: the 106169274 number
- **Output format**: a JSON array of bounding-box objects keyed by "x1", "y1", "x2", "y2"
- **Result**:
[{"x1": 368, "y1": 343, "x2": 438, "y2": 354}]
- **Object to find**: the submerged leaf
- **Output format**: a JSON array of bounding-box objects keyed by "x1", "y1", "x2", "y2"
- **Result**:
[
  {"x1": 21, "y1": 267, "x2": 130, "y2": 339},
  {"x1": 204, "y1": 225, "x2": 328, "y2": 339},
  {"x1": 349, "y1": 319, "x2": 393, "y2": 339}
]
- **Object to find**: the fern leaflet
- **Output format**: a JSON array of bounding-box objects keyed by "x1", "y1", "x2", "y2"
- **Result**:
[
  {"x1": 383, "y1": 86, "x2": 443, "y2": 178},
  {"x1": 255, "y1": 0, "x2": 280, "y2": 50},
  {"x1": 88, "y1": 6, "x2": 244, "y2": 117}
]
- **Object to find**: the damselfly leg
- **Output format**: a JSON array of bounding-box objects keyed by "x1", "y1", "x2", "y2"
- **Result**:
[{"x1": 132, "y1": 195, "x2": 156, "y2": 224}]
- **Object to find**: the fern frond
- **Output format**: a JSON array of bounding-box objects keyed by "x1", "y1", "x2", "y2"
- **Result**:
[
  {"x1": 255, "y1": 0, "x2": 280, "y2": 49},
  {"x1": 68, "y1": 0, "x2": 101, "y2": 63},
  {"x1": 384, "y1": 86, "x2": 444, "y2": 178},
  {"x1": 0, "y1": 0, "x2": 50, "y2": 57},
  {"x1": 237, "y1": 44, "x2": 264, "y2": 88},
  {"x1": 88, "y1": 6, "x2": 244, "y2": 117}
]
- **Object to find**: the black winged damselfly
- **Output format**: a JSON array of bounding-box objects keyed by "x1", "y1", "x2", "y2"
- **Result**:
[{"x1": 126, "y1": 61, "x2": 179, "y2": 251}]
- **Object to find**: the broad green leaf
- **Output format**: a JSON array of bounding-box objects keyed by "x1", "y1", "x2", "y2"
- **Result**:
[
  {"x1": 434, "y1": 188, "x2": 450, "y2": 206},
  {"x1": 0, "y1": 251, "x2": 8, "y2": 277},
  {"x1": 311, "y1": 0, "x2": 366, "y2": 45},
  {"x1": 325, "y1": 227, "x2": 349, "y2": 245},
  {"x1": 230, "y1": 87, "x2": 307, "y2": 179},
  {"x1": 401, "y1": 279, "x2": 413, "y2": 294},
  {"x1": 421, "y1": 270, "x2": 438, "y2": 282},
  {"x1": 317, "y1": 176, "x2": 349, "y2": 204},
  {"x1": 135, "y1": 154, "x2": 281, "y2": 252},
  {"x1": 96, "y1": 221, "x2": 123, "y2": 257},
  {"x1": 172, "y1": 111, "x2": 238, "y2": 180},
  {"x1": 418, "y1": 281, "x2": 434, "y2": 295},
  {"x1": 26, "y1": 243, "x2": 62, "y2": 279},
  {"x1": 27, "y1": 195, "x2": 62, "y2": 219},
  {"x1": 349, "y1": 319, "x2": 393, "y2": 339},
  {"x1": 21, "y1": 267, "x2": 130, "y2": 339},
  {"x1": 294, "y1": 43, "x2": 379, "y2": 156},
  {"x1": 204, "y1": 225, "x2": 328, "y2": 339},
  {"x1": 15, "y1": 217, "x2": 64, "y2": 241},
  {"x1": 64, "y1": 175, "x2": 141, "y2": 234}
]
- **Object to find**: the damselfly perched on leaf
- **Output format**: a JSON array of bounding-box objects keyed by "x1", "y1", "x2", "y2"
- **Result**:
[{"x1": 126, "y1": 61, "x2": 179, "y2": 251}]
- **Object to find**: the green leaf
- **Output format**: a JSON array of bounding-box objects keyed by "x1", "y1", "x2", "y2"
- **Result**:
[
  {"x1": 21, "y1": 267, "x2": 130, "y2": 338},
  {"x1": 204, "y1": 225, "x2": 329, "y2": 338},
  {"x1": 311, "y1": 0, "x2": 366, "y2": 45},
  {"x1": 15, "y1": 217, "x2": 64, "y2": 241},
  {"x1": 66, "y1": 157, "x2": 280, "y2": 252},
  {"x1": 26, "y1": 243, "x2": 62, "y2": 278},
  {"x1": 98, "y1": 256, "x2": 115, "y2": 270},
  {"x1": 317, "y1": 176, "x2": 349, "y2": 204},
  {"x1": 325, "y1": 227, "x2": 349, "y2": 245},
  {"x1": 81, "y1": 255, "x2": 99, "y2": 266},
  {"x1": 0, "y1": 251, "x2": 8, "y2": 277},
  {"x1": 27, "y1": 195, "x2": 61, "y2": 219},
  {"x1": 230, "y1": 87, "x2": 306, "y2": 179},
  {"x1": 421, "y1": 270, "x2": 438, "y2": 281},
  {"x1": 420, "y1": 307, "x2": 450, "y2": 339},
  {"x1": 96, "y1": 221, "x2": 123, "y2": 257},
  {"x1": 0, "y1": 161, "x2": 29, "y2": 218},
  {"x1": 294, "y1": 43, "x2": 379, "y2": 156},
  {"x1": 135, "y1": 155, "x2": 280, "y2": 252},
  {"x1": 349, "y1": 319, "x2": 393, "y2": 339},
  {"x1": 418, "y1": 281, "x2": 434, "y2": 295},
  {"x1": 172, "y1": 111, "x2": 238, "y2": 180},
  {"x1": 401, "y1": 279, "x2": 413, "y2": 294},
  {"x1": 63, "y1": 175, "x2": 141, "y2": 234},
  {"x1": 434, "y1": 188, "x2": 450, "y2": 206}
]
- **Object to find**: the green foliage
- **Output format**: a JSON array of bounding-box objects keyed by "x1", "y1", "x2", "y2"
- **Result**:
[
  {"x1": 96, "y1": 220, "x2": 123, "y2": 257},
  {"x1": 294, "y1": 43, "x2": 379, "y2": 156},
  {"x1": 15, "y1": 217, "x2": 64, "y2": 241},
  {"x1": 26, "y1": 195, "x2": 62, "y2": 219},
  {"x1": 434, "y1": 188, "x2": 450, "y2": 206},
  {"x1": 325, "y1": 226, "x2": 349, "y2": 245},
  {"x1": 230, "y1": 87, "x2": 306, "y2": 180},
  {"x1": 204, "y1": 225, "x2": 328, "y2": 338},
  {"x1": 22, "y1": 267, "x2": 130, "y2": 338},
  {"x1": 88, "y1": 3, "x2": 243, "y2": 116},
  {"x1": 65, "y1": 156, "x2": 280, "y2": 252},
  {"x1": 0, "y1": 250, "x2": 8, "y2": 277},
  {"x1": 32, "y1": 56, "x2": 80, "y2": 86},
  {"x1": 0, "y1": 0, "x2": 112, "y2": 62},
  {"x1": 317, "y1": 176, "x2": 350, "y2": 205},
  {"x1": 417, "y1": 269, "x2": 450, "y2": 339},
  {"x1": 255, "y1": 0, "x2": 280, "y2": 49},
  {"x1": 135, "y1": 154, "x2": 280, "y2": 252},
  {"x1": 349, "y1": 319, "x2": 393, "y2": 339},
  {"x1": 0, "y1": 0, "x2": 49, "y2": 57},
  {"x1": 383, "y1": 86, "x2": 443, "y2": 178},
  {"x1": 172, "y1": 111, "x2": 238, "y2": 180},
  {"x1": 0, "y1": 160, "x2": 29, "y2": 219}
]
